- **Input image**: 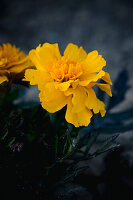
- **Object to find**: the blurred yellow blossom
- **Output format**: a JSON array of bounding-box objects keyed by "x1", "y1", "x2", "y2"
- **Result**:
[
  {"x1": 25, "y1": 43, "x2": 112, "y2": 127},
  {"x1": 0, "y1": 43, "x2": 32, "y2": 84}
]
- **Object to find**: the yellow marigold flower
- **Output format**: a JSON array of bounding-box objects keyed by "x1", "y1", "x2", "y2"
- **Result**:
[
  {"x1": 25, "y1": 43, "x2": 112, "y2": 127},
  {"x1": 0, "y1": 43, "x2": 31, "y2": 84}
]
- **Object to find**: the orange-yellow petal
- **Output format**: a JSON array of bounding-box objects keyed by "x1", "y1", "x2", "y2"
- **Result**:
[
  {"x1": 64, "y1": 88, "x2": 74, "y2": 96},
  {"x1": 65, "y1": 101, "x2": 93, "y2": 127},
  {"x1": 42, "y1": 43, "x2": 61, "y2": 60},
  {"x1": 55, "y1": 80, "x2": 73, "y2": 91},
  {"x1": 39, "y1": 82, "x2": 68, "y2": 113},
  {"x1": 102, "y1": 72, "x2": 112, "y2": 85},
  {"x1": 82, "y1": 51, "x2": 106, "y2": 73},
  {"x1": 86, "y1": 88, "x2": 106, "y2": 116},
  {"x1": 96, "y1": 83, "x2": 112, "y2": 97},
  {"x1": 0, "y1": 76, "x2": 8, "y2": 84},
  {"x1": 38, "y1": 43, "x2": 61, "y2": 67},
  {"x1": 24, "y1": 69, "x2": 40, "y2": 85},
  {"x1": 72, "y1": 86, "x2": 87, "y2": 113},
  {"x1": 9, "y1": 60, "x2": 32, "y2": 73},
  {"x1": 29, "y1": 43, "x2": 61, "y2": 71},
  {"x1": 98, "y1": 100, "x2": 106, "y2": 117},
  {"x1": 64, "y1": 43, "x2": 87, "y2": 62},
  {"x1": 24, "y1": 69, "x2": 52, "y2": 87},
  {"x1": 29, "y1": 49, "x2": 43, "y2": 70},
  {"x1": 79, "y1": 70, "x2": 105, "y2": 86}
]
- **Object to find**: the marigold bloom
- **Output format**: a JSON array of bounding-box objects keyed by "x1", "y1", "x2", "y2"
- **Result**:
[
  {"x1": 25, "y1": 43, "x2": 112, "y2": 127},
  {"x1": 0, "y1": 43, "x2": 31, "y2": 84}
]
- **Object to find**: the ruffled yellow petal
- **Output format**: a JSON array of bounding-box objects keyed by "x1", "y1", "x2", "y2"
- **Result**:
[
  {"x1": 65, "y1": 101, "x2": 93, "y2": 127},
  {"x1": 9, "y1": 59, "x2": 32, "y2": 73},
  {"x1": 29, "y1": 49, "x2": 43, "y2": 70},
  {"x1": 71, "y1": 79, "x2": 80, "y2": 89},
  {"x1": 39, "y1": 82, "x2": 69, "y2": 113},
  {"x1": 38, "y1": 43, "x2": 61, "y2": 67},
  {"x1": 102, "y1": 72, "x2": 112, "y2": 85},
  {"x1": 55, "y1": 80, "x2": 73, "y2": 91},
  {"x1": 24, "y1": 69, "x2": 52, "y2": 87},
  {"x1": 42, "y1": 43, "x2": 61, "y2": 59},
  {"x1": 72, "y1": 86, "x2": 87, "y2": 113},
  {"x1": 0, "y1": 76, "x2": 8, "y2": 84},
  {"x1": 79, "y1": 70, "x2": 105, "y2": 86},
  {"x1": 29, "y1": 43, "x2": 61, "y2": 71},
  {"x1": 6, "y1": 56, "x2": 27, "y2": 68},
  {"x1": 64, "y1": 43, "x2": 87, "y2": 62},
  {"x1": 98, "y1": 100, "x2": 106, "y2": 117},
  {"x1": 24, "y1": 69, "x2": 40, "y2": 85},
  {"x1": 96, "y1": 83, "x2": 112, "y2": 97},
  {"x1": 64, "y1": 88, "x2": 74, "y2": 96},
  {"x1": 86, "y1": 88, "x2": 106, "y2": 117},
  {"x1": 82, "y1": 51, "x2": 106, "y2": 73}
]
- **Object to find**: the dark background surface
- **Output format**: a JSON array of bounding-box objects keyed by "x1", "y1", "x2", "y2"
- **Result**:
[{"x1": 0, "y1": 0, "x2": 133, "y2": 199}]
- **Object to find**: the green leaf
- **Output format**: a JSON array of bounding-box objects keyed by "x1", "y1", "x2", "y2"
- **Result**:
[
  {"x1": 93, "y1": 134, "x2": 120, "y2": 156},
  {"x1": 93, "y1": 143, "x2": 120, "y2": 156},
  {"x1": 0, "y1": 126, "x2": 8, "y2": 140},
  {"x1": 84, "y1": 130, "x2": 99, "y2": 154},
  {"x1": 7, "y1": 137, "x2": 16, "y2": 147},
  {"x1": 59, "y1": 134, "x2": 80, "y2": 162}
]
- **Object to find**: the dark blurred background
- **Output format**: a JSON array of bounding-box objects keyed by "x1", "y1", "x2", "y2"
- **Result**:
[{"x1": 0, "y1": 0, "x2": 133, "y2": 199}]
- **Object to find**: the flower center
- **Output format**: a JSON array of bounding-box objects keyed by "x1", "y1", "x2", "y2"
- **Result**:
[{"x1": 48, "y1": 56, "x2": 82, "y2": 82}]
